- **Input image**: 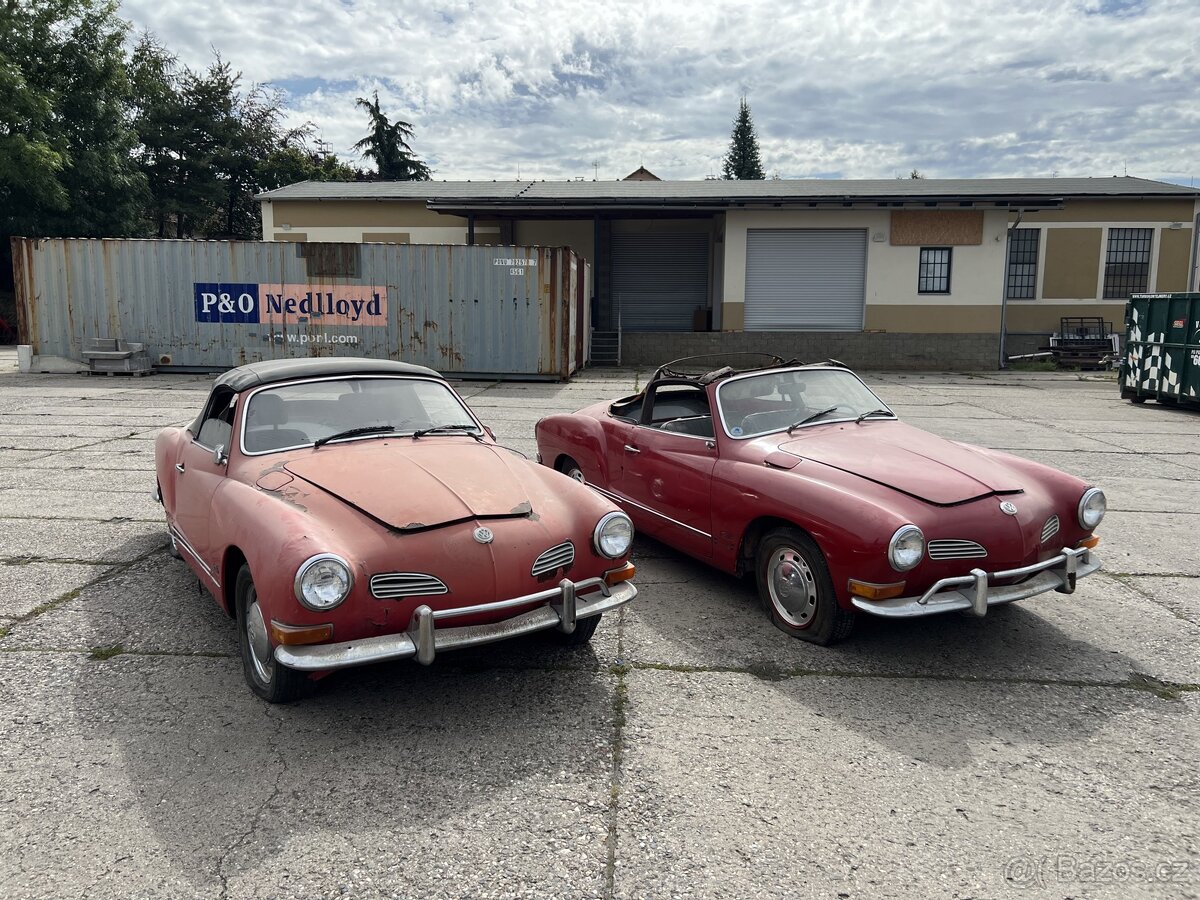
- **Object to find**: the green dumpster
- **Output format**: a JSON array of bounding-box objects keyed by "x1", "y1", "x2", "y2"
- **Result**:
[{"x1": 1120, "y1": 292, "x2": 1200, "y2": 408}]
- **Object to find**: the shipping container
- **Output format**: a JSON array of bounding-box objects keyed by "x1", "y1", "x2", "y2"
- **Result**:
[
  {"x1": 1120, "y1": 292, "x2": 1200, "y2": 408},
  {"x1": 11, "y1": 238, "x2": 589, "y2": 379}
]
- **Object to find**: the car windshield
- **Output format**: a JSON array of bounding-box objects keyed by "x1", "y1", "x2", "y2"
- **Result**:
[
  {"x1": 241, "y1": 376, "x2": 480, "y2": 454},
  {"x1": 715, "y1": 368, "x2": 893, "y2": 439}
]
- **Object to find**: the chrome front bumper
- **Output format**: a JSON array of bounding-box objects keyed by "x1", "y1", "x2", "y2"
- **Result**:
[
  {"x1": 275, "y1": 576, "x2": 636, "y2": 671},
  {"x1": 850, "y1": 547, "x2": 1101, "y2": 619}
]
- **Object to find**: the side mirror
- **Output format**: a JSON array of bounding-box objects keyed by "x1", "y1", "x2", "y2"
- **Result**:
[{"x1": 213, "y1": 444, "x2": 228, "y2": 466}]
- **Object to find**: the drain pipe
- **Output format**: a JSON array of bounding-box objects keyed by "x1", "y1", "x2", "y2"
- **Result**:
[{"x1": 997, "y1": 209, "x2": 1025, "y2": 369}]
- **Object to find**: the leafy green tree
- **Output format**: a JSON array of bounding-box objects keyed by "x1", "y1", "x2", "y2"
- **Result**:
[
  {"x1": 721, "y1": 97, "x2": 765, "y2": 180},
  {"x1": 257, "y1": 144, "x2": 359, "y2": 192},
  {"x1": 129, "y1": 43, "x2": 318, "y2": 238},
  {"x1": 1, "y1": 0, "x2": 145, "y2": 291},
  {"x1": 353, "y1": 92, "x2": 431, "y2": 180}
]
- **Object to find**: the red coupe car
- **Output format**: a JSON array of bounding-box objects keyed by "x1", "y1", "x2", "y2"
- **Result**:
[
  {"x1": 155, "y1": 357, "x2": 636, "y2": 702},
  {"x1": 535, "y1": 355, "x2": 1103, "y2": 644}
]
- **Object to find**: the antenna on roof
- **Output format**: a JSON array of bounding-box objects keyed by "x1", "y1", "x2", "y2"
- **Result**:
[{"x1": 592, "y1": 160, "x2": 599, "y2": 181}]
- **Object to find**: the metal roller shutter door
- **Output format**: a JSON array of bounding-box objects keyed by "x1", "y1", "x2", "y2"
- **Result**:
[
  {"x1": 744, "y1": 229, "x2": 867, "y2": 331},
  {"x1": 612, "y1": 233, "x2": 709, "y2": 332}
]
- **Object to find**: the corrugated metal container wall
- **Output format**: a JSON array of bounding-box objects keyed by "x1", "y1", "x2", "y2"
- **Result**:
[
  {"x1": 12, "y1": 238, "x2": 587, "y2": 379},
  {"x1": 1120, "y1": 292, "x2": 1200, "y2": 407}
]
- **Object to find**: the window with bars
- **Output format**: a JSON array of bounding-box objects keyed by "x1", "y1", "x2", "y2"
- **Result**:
[
  {"x1": 918, "y1": 247, "x2": 951, "y2": 294},
  {"x1": 1006, "y1": 228, "x2": 1040, "y2": 299},
  {"x1": 1103, "y1": 228, "x2": 1152, "y2": 299}
]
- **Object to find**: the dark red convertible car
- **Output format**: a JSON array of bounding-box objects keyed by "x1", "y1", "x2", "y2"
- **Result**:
[
  {"x1": 155, "y1": 358, "x2": 636, "y2": 702},
  {"x1": 535, "y1": 355, "x2": 1103, "y2": 644}
]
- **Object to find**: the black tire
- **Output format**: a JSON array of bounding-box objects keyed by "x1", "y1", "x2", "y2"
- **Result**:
[
  {"x1": 1129, "y1": 395, "x2": 1146, "y2": 404},
  {"x1": 547, "y1": 613, "x2": 601, "y2": 647},
  {"x1": 755, "y1": 527, "x2": 854, "y2": 645},
  {"x1": 235, "y1": 565, "x2": 315, "y2": 703},
  {"x1": 558, "y1": 455, "x2": 586, "y2": 484}
]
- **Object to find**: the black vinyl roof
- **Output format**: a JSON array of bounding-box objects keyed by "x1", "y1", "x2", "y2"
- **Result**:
[{"x1": 215, "y1": 357, "x2": 441, "y2": 391}]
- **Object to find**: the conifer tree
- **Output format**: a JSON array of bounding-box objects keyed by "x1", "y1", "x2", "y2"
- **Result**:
[{"x1": 721, "y1": 98, "x2": 765, "y2": 180}]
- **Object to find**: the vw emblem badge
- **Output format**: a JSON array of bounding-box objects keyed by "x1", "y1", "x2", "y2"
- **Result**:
[
  {"x1": 999, "y1": 501, "x2": 1019, "y2": 516},
  {"x1": 473, "y1": 526, "x2": 494, "y2": 544}
]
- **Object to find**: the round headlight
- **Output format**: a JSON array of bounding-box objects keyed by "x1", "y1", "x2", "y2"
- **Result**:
[
  {"x1": 1077, "y1": 488, "x2": 1106, "y2": 530},
  {"x1": 294, "y1": 554, "x2": 353, "y2": 611},
  {"x1": 888, "y1": 524, "x2": 925, "y2": 572},
  {"x1": 594, "y1": 511, "x2": 634, "y2": 559}
]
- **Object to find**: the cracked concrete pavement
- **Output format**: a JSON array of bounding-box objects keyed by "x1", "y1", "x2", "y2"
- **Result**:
[{"x1": 0, "y1": 348, "x2": 1197, "y2": 899}]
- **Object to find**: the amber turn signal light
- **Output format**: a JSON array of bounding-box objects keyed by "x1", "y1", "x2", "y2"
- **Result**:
[
  {"x1": 847, "y1": 579, "x2": 906, "y2": 601},
  {"x1": 604, "y1": 562, "x2": 636, "y2": 586},
  {"x1": 1077, "y1": 536, "x2": 1101, "y2": 549},
  {"x1": 270, "y1": 621, "x2": 334, "y2": 646}
]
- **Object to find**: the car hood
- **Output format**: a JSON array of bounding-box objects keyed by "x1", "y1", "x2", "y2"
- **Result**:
[
  {"x1": 775, "y1": 422, "x2": 1024, "y2": 505},
  {"x1": 283, "y1": 439, "x2": 545, "y2": 531}
]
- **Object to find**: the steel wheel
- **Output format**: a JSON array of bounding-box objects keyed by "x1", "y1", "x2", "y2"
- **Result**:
[
  {"x1": 765, "y1": 545, "x2": 818, "y2": 628},
  {"x1": 754, "y1": 526, "x2": 854, "y2": 645},
  {"x1": 560, "y1": 456, "x2": 586, "y2": 483},
  {"x1": 243, "y1": 586, "x2": 274, "y2": 685},
  {"x1": 235, "y1": 564, "x2": 314, "y2": 703}
]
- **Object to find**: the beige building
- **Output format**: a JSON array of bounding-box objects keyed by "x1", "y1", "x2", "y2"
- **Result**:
[{"x1": 258, "y1": 177, "x2": 1200, "y2": 367}]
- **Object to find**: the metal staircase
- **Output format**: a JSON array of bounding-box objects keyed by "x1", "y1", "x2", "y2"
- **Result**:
[{"x1": 589, "y1": 330, "x2": 621, "y2": 366}]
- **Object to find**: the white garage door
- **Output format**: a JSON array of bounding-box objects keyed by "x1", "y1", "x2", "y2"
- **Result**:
[
  {"x1": 612, "y1": 233, "x2": 709, "y2": 332},
  {"x1": 744, "y1": 229, "x2": 867, "y2": 331}
]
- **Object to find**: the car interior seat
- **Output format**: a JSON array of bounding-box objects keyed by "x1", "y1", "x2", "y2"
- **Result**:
[{"x1": 244, "y1": 393, "x2": 309, "y2": 452}]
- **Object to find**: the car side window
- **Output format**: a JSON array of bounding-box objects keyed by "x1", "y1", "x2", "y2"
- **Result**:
[{"x1": 196, "y1": 390, "x2": 236, "y2": 450}]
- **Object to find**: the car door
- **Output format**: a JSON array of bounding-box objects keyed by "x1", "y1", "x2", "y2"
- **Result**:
[
  {"x1": 618, "y1": 382, "x2": 718, "y2": 559},
  {"x1": 172, "y1": 389, "x2": 236, "y2": 577}
]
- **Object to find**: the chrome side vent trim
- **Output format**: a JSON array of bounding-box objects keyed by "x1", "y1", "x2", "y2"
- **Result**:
[
  {"x1": 1041, "y1": 515, "x2": 1060, "y2": 543},
  {"x1": 532, "y1": 541, "x2": 575, "y2": 577},
  {"x1": 927, "y1": 539, "x2": 988, "y2": 560},
  {"x1": 370, "y1": 573, "x2": 449, "y2": 599}
]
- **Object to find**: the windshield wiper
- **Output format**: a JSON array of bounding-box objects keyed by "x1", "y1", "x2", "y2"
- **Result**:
[
  {"x1": 786, "y1": 406, "x2": 840, "y2": 433},
  {"x1": 854, "y1": 408, "x2": 894, "y2": 424},
  {"x1": 412, "y1": 424, "x2": 482, "y2": 440},
  {"x1": 313, "y1": 424, "x2": 396, "y2": 448}
]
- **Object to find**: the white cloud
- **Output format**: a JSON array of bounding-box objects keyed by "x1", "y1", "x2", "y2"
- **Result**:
[{"x1": 117, "y1": 0, "x2": 1200, "y2": 183}]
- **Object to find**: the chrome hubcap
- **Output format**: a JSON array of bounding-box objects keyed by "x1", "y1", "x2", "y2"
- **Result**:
[
  {"x1": 567, "y1": 467, "x2": 585, "y2": 484},
  {"x1": 245, "y1": 591, "x2": 273, "y2": 684},
  {"x1": 767, "y1": 547, "x2": 818, "y2": 628}
]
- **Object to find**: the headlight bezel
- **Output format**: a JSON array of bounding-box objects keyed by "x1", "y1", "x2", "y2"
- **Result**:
[
  {"x1": 293, "y1": 553, "x2": 354, "y2": 611},
  {"x1": 593, "y1": 511, "x2": 634, "y2": 560},
  {"x1": 888, "y1": 524, "x2": 925, "y2": 572},
  {"x1": 1077, "y1": 487, "x2": 1106, "y2": 530}
]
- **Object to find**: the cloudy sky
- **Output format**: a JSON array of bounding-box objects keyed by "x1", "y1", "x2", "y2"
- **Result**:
[{"x1": 116, "y1": 0, "x2": 1199, "y2": 185}]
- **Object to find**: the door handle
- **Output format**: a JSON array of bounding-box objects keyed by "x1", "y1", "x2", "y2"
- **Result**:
[
  {"x1": 175, "y1": 463, "x2": 186, "y2": 473},
  {"x1": 623, "y1": 444, "x2": 640, "y2": 454}
]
